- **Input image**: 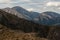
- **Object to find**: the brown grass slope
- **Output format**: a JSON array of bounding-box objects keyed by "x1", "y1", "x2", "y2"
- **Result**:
[{"x1": 0, "y1": 24, "x2": 48, "y2": 40}]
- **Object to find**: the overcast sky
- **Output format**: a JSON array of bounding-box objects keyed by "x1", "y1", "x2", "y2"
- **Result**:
[{"x1": 0, "y1": 0, "x2": 60, "y2": 13}]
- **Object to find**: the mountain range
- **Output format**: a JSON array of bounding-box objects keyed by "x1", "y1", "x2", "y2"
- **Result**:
[
  {"x1": 0, "y1": 7, "x2": 60, "y2": 40},
  {"x1": 0, "y1": 9, "x2": 49, "y2": 38},
  {"x1": 2, "y1": 6, "x2": 60, "y2": 25}
]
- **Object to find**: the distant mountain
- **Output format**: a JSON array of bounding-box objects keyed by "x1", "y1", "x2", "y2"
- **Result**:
[
  {"x1": 12, "y1": 6, "x2": 30, "y2": 16},
  {"x1": 29, "y1": 12, "x2": 41, "y2": 24},
  {"x1": 12, "y1": 6, "x2": 32, "y2": 20},
  {"x1": 2, "y1": 7, "x2": 42, "y2": 23},
  {"x1": 2, "y1": 6, "x2": 60, "y2": 25},
  {"x1": 2, "y1": 7, "x2": 32, "y2": 20},
  {"x1": 37, "y1": 11, "x2": 60, "y2": 25},
  {"x1": 0, "y1": 9, "x2": 60, "y2": 40},
  {"x1": 29, "y1": 11, "x2": 60, "y2": 25},
  {"x1": 3, "y1": 8, "x2": 24, "y2": 18},
  {"x1": 0, "y1": 9, "x2": 49, "y2": 38},
  {"x1": 30, "y1": 12, "x2": 40, "y2": 18}
]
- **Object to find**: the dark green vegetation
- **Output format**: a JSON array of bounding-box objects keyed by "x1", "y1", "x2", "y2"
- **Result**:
[{"x1": 0, "y1": 9, "x2": 60, "y2": 40}]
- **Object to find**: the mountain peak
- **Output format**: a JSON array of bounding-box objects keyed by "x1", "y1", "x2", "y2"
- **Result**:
[
  {"x1": 12, "y1": 6, "x2": 27, "y2": 11},
  {"x1": 12, "y1": 6, "x2": 22, "y2": 8},
  {"x1": 12, "y1": 6, "x2": 32, "y2": 19}
]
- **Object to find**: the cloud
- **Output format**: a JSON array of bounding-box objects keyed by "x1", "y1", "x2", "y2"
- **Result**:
[
  {"x1": 58, "y1": 7, "x2": 60, "y2": 9},
  {"x1": 26, "y1": 8, "x2": 34, "y2": 11},
  {"x1": 0, "y1": 0, "x2": 31, "y2": 3},
  {"x1": 20, "y1": 0, "x2": 30, "y2": 2},
  {"x1": 46, "y1": 1, "x2": 60, "y2": 7},
  {"x1": 12, "y1": 0, "x2": 31, "y2": 3},
  {"x1": 0, "y1": 0, "x2": 11, "y2": 3}
]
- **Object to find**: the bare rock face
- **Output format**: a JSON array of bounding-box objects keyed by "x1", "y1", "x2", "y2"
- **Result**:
[{"x1": 47, "y1": 26, "x2": 60, "y2": 40}]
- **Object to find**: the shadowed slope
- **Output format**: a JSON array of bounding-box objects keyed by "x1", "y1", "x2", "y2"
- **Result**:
[{"x1": 0, "y1": 9, "x2": 49, "y2": 38}]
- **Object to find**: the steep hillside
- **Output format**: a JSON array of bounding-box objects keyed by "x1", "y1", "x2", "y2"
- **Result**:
[
  {"x1": 0, "y1": 24, "x2": 48, "y2": 40},
  {"x1": 12, "y1": 6, "x2": 31, "y2": 16},
  {"x1": 0, "y1": 9, "x2": 50, "y2": 40},
  {"x1": 2, "y1": 7, "x2": 32, "y2": 20},
  {"x1": 12, "y1": 6, "x2": 32, "y2": 20},
  {"x1": 0, "y1": 9, "x2": 49, "y2": 38},
  {"x1": 3, "y1": 6, "x2": 60, "y2": 25},
  {"x1": 37, "y1": 11, "x2": 60, "y2": 25},
  {"x1": 0, "y1": 9, "x2": 60, "y2": 40}
]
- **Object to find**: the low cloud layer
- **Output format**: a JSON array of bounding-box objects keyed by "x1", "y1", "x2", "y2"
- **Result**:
[
  {"x1": 26, "y1": 8, "x2": 34, "y2": 11},
  {"x1": 46, "y1": 2, "x2": 60, "y2": 7},
  {"x1": 0, "y1": 0, "x2": 11, "y2": 3},
  {"x1": 0, "y1": 0, "x2": 60, "y2": 13},
  {"x1": 0, "y1": 0, "x2": 31, "y2": 3}
]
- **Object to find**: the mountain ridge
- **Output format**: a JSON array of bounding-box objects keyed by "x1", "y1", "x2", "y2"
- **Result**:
[
  {"x1": 2, "y1": 6, "x2": 60, "y2": 25},
  {"x1": 0, "y1": 7, "x2": 60, "y2": 40}
]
